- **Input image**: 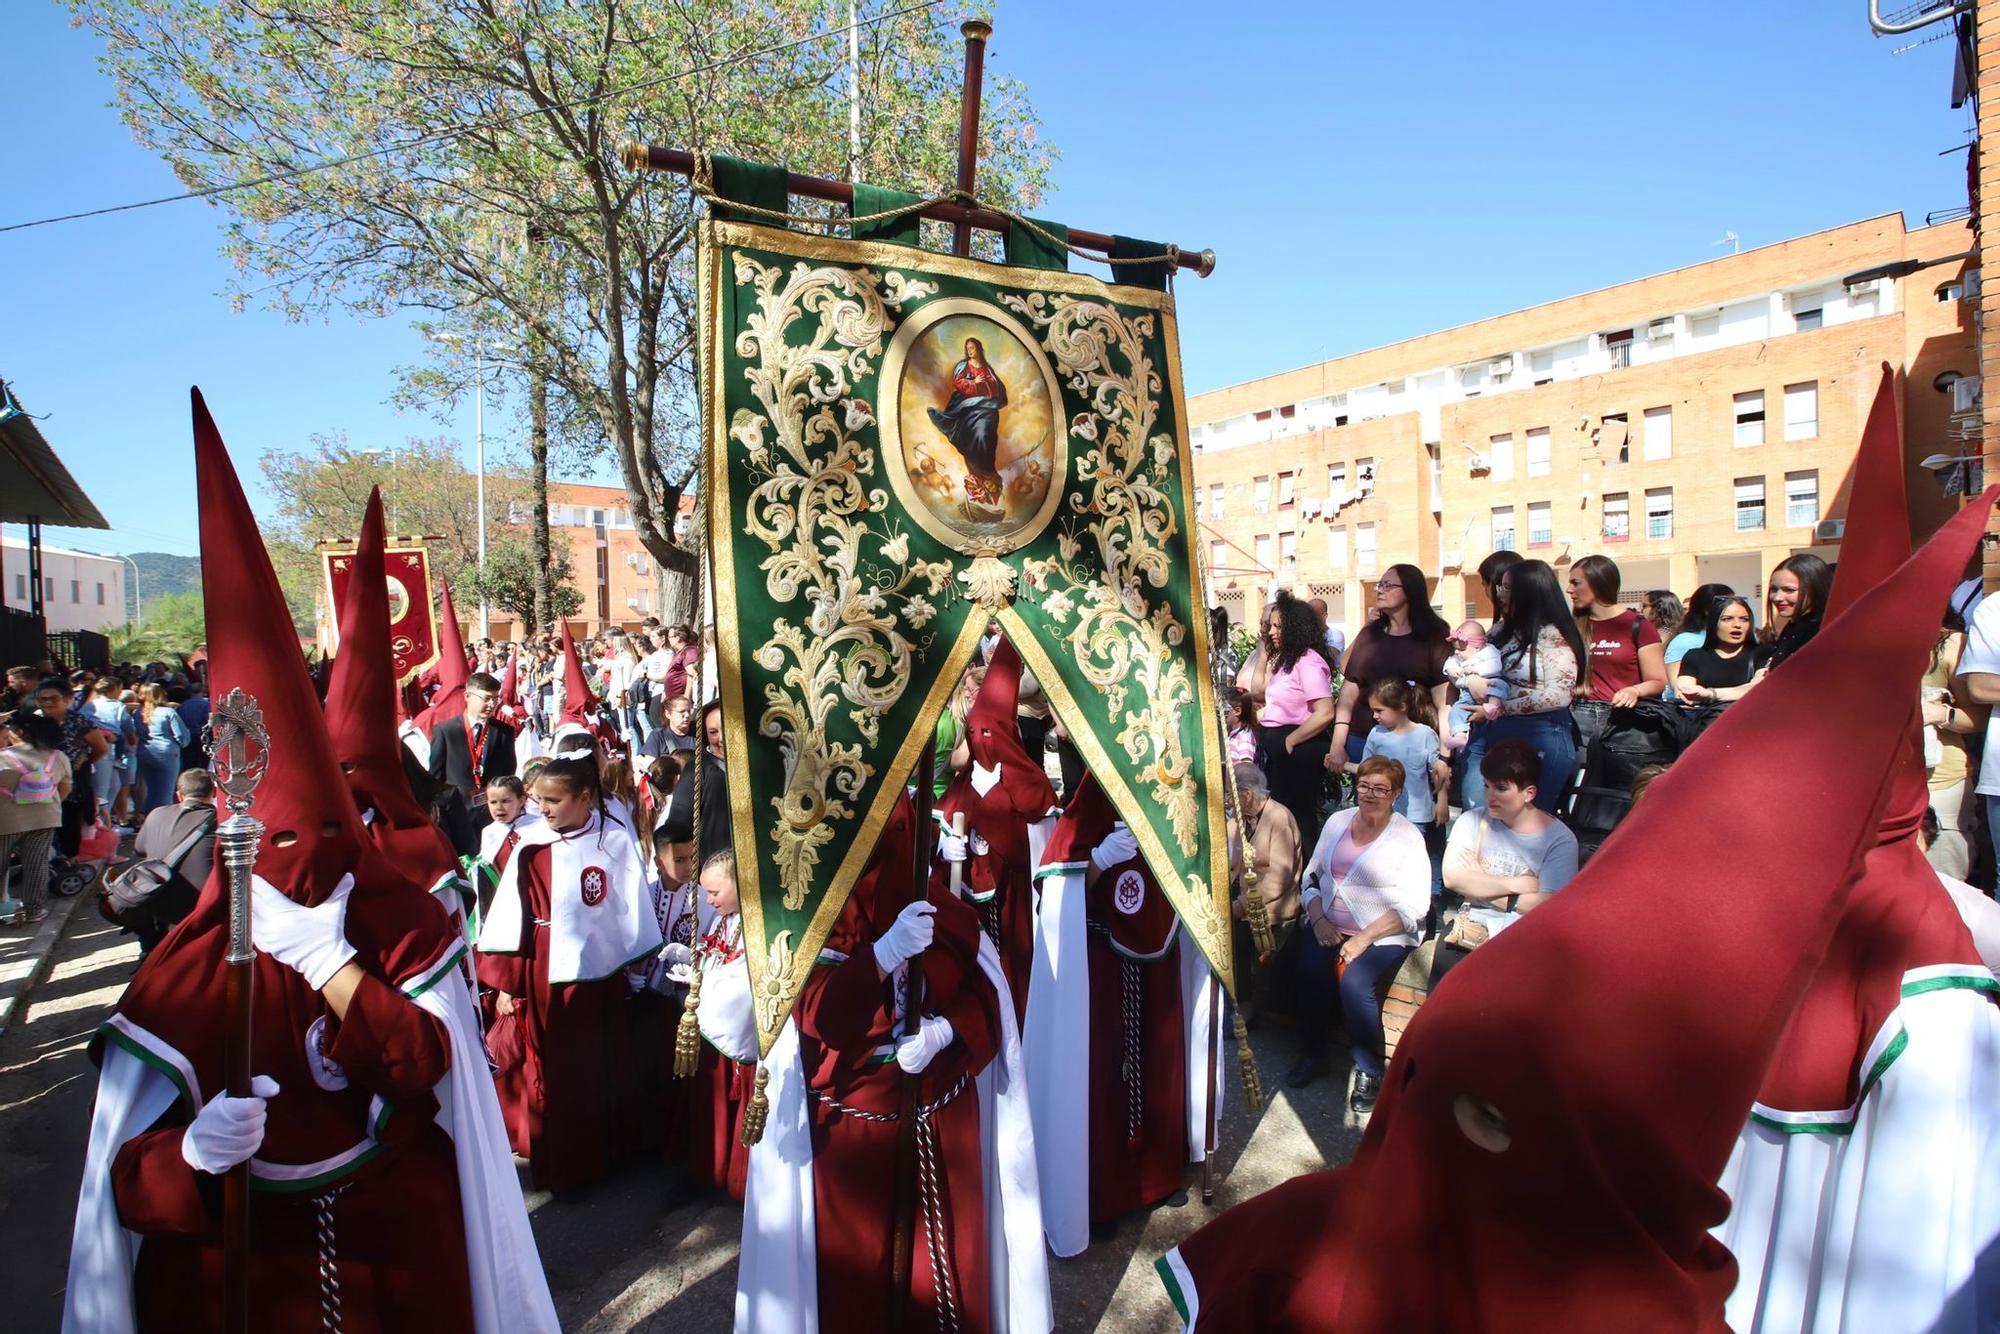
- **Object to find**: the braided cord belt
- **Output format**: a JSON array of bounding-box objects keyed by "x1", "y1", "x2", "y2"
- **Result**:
[
  {"x1": 812, "y1": 1070, "x2": 973, "y2": 1331},
  {"x1": 313, "y1": 1182, "x2": 355, "y2": 1331}
]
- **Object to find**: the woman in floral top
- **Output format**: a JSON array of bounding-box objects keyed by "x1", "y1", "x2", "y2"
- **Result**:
[{"x1": 1457, "y1": 560, "x2": 1586, "y2": 814}]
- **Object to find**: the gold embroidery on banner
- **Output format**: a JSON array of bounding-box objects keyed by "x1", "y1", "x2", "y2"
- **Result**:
[
  {"x1": 1004, "y1": 292, "x2": 1200, "y2": 855},
  {"x1": 731, "y1": 254, "x2": 950, "y2": 911},
  {"x1": 754, "y1": 930, "x2": 798, "y2": 1038}
]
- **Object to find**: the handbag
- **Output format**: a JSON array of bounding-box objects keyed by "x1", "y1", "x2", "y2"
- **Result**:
[
  {"x1": 101, "y1": 811, "x2": 212, "y2": 930},
  {"x1": 1440, "y1": 818, "x2": 1493, "y2": 953}
]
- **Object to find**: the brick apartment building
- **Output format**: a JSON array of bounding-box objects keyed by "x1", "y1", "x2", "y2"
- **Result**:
[
  {"x1": 489, "y1": 480, "x2": 695, "y2": 640},
  {"x1": 1190, "y1": 213, "x2": 1977, "y2": 636}
]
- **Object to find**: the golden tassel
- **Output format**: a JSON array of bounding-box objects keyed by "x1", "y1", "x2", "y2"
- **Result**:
[
  {"x1": 1234, "y1": 1010, "x2": 1263, "y2": 1111},
  {"x1": 1242, "y1": 842, "x2": 1274, "y2": 963},
  {"x1": 673, "y1": 952, "x2": 706, "y2": 1079},
  {"x1": 739, "y1": 1064, "x2": 771, "y2": 1146}
]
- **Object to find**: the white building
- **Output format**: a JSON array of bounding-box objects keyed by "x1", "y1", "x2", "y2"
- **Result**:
[{"x1": 1, "y1": 537, "x2": 127, "y2": 634}]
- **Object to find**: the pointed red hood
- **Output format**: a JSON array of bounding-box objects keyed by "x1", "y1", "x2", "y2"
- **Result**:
[
  {"x1": 1039, "y1": 769, "x2": 1118, "y2": 868},
  {"x1": 1169, "y1": 489, "x2": 1999, "y2": 1330},
  {"x1": 1824, "y1": 363, "x2": 1927, "y2": 842},
  {"x1": 322, "y1": 488, "x2": 462, "y2": 893},
  {"x1": 939, "y1": 639, "x2": 1056, "y2": 824},
  {"x1": 556, "y1": 620, "x2": 596, "y2": 729},
  {"x1": 412, "y1": 579, "x2": 470, "y2": 734},
  {"x1": 191, "y1": 388, "x2": 380, "y2": 908}
]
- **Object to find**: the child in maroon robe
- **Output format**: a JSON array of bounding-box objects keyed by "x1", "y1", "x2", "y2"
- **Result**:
[
  {"x1": 475, "y1": 757, "x2": 661, "y2": 1192},
  {"x1": 679, "y1": 848, "x2": 755, "y2": 1200}
]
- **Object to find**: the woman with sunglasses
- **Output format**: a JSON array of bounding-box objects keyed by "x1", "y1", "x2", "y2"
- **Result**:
[
  {"x1": 1326, "y1": 564, "x2": 1452, "y2": 774},
  {"x1": 1288, "y1": 755, "x2": 1431, "y2": 1112}
]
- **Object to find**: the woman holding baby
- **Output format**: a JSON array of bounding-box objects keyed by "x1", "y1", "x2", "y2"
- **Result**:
[{"x1": 1456, "y1": 560, "x2": 1588, "y2": 814}]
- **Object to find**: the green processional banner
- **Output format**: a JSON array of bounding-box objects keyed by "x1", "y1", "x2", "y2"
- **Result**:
[{"x1": 702, "y1": 218, "x2": 1231, "y2": 1057}]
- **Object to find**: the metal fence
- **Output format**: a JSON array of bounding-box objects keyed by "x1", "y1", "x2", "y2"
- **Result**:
[{"x1": 46, "y1": 630, "x2": 110, "y2": 674}]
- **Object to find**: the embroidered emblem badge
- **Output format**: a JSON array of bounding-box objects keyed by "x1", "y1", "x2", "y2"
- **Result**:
[
  {"x1": 581, "y1": 865, "x2": 609, "y2": 907},
  {"x1": 1114, "y1": 869, "x2": 1145, "y2": 916}
]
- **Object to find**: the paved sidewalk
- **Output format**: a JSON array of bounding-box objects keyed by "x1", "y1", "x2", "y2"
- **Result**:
[{"x1": 0, "y1": 875, "x2": 100, "y2": 1035}]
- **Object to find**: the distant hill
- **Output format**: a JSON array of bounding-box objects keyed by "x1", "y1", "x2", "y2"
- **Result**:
[{"x1": 127, "y1": 552, "x2": 201, "y2": 621}]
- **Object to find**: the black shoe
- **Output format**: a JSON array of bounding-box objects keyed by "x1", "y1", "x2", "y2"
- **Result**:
[
  {"x1": 1349, "y1": 1071, "x2": 1381, "y2": 1114},
  {"x1": 1285, "y1": 1053, "x2": 1329, "y2": 1088}
]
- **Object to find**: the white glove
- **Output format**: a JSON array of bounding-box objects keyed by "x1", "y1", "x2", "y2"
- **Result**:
[
  {"x1": 895, "y1": 1015, "x2": 956, "y2": 1074},
  {"x1": 661, "y1": 942, "x2": 694, "y2": 969},
  {"x1": 180, "y1": 1076, "x2": 280, "y2": 1175},
  {"x1": 969, "y1": 831, "x2": 990, "y2": 857},
  {"x1": 872, "y1": 900, "x2": 938, "y2": 973},
  {"x1": 936, "y1": 829, "x2": 969, "y2": 864},
  {"x1": 251, "y1": 878, "x2": 357, "y2": 990},
  {"x1": 1091, "y1": 824, "x2": 1140, "y2": 873}
]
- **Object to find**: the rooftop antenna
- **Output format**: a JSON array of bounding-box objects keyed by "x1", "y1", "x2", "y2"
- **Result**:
[{"x1": 1713, "y1": 231, "x2": 1741, "y2": 255}]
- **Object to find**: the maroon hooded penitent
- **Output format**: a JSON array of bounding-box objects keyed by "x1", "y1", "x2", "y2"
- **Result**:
[
  {"x1": 1157, "y1": 489, "x2": 1999, "y2": 1331},
  {"x1": 323, "y1": 487, "x2": 464, "y2": 901},
  {"x1": 935, "y1": 638, "x2": 1055, "y2": 1017},
  {"x1": 94, "y1": 390, "x2": 473, "y2": 1327}
]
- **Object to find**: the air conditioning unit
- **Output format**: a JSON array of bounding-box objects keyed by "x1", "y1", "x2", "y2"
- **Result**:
[
  {"x1": 1441, "y1": 549, "x2": 1463, "y2": 570},
  {"x1": 1647, "y1": 318, "x2": 1675, "y2": 340},
  {"x1": 1954, "y1": 375, "x2": 1983, "y2": 415},
  {"x1": 1487, "y1": 355, "x2": 1515, "y2": 377},
  {"x1": 1845, "y1": 278, "x2": 1881, "y2": 297},
  {"x1": 1814, "y1": 519, "x2": 1846, "y2": 543},
  {"x1": 625, "y1": 594, "x2": 642, "y2": 608},
  {"x1": 1468, "y1": 452, "x2": 1491, "y2": 474},
  {"x1": 624, "y1": 551, "x2": 641, "y2": 567},
  {"x1": 1301, "y1": 498, "x2": 1321, "y2": 518}
]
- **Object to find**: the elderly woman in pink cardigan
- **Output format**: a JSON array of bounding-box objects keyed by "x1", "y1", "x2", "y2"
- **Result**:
[{"x1": 1287, "y1": 755, "x2": 1432, "y2": 1113}]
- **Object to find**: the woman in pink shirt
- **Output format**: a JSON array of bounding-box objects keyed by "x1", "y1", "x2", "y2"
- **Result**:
[{"x1": 1259, "y1": 593, "x2": 1336, "y2": 848}]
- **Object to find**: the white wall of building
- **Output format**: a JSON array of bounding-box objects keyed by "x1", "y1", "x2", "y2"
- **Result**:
[{"x1": 0, "y1": 537, "x2": 126, "y2": 634}]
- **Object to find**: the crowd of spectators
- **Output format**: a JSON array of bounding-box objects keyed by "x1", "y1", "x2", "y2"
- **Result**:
[
  {"x1": 1213, "y1": 540, "x2": 1967, "y2": 1113},
  {"x1": 0, "y1": 656, "x2": 211, "y2": 927}
]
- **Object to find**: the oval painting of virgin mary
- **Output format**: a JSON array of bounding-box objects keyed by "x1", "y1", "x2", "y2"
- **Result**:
[{"x1": 877, "y1": 297, "x2": 1066, "y2": 554}]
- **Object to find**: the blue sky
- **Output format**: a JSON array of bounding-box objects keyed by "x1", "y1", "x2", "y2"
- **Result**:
[{"x1": 3, "y1": 1, "x2": 1972, "y2": 560}]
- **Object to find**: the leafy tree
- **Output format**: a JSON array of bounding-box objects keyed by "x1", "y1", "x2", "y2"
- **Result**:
[
  {"x1": 110, "y1": 589, "x2": 207, "y2": 663},
  {"x1": 463, "y1": 538, "x2": 585, "y2": 631},
  {"x1": 73, "y1": 0, "x2": 1057, "y2": 583},
  {"x1": 257, "y1": 434, "x2": 527, "y2": 627}
]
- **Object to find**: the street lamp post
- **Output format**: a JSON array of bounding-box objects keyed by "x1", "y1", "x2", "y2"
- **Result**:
[{"x1": 428, "y1": 333, "x2": 512, "y2": 639}]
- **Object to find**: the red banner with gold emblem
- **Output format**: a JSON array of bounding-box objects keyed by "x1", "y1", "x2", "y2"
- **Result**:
[{"x1": 323, "y1": 539, "x2": 439, "y2": 684}]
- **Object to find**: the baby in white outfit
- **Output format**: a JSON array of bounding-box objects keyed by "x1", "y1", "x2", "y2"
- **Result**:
[{"x1": 1443, "y1": 620, "x2": 1509, "y2": 750}]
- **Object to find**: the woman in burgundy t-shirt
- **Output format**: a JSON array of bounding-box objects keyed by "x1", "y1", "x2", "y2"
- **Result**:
[{"x1": 1567, "y1": 555, "x2": 1667, "y2": 706}]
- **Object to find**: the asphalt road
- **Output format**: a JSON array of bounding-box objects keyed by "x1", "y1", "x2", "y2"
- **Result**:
[{"x1": 0, "y1": 908, "x2": 1363, "y2": 1331}]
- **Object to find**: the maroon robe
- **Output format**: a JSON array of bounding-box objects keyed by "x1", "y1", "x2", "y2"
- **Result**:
[
  {"x1": 1086, "y1": 851, "x2": 1188, "y2": 1222},
  {"x1": 110, "y1": 969, "x2": 473, "y2": 1331},
  {"x1": 796, "y1": 799, "x2": 1003, "y2": 1333},
  {"x1": 683, "y1": 1043, "x2": 754, "y2": 1201},
  {"x1": 475, "y1": 840, "x2": 633, "y2": 1192}
]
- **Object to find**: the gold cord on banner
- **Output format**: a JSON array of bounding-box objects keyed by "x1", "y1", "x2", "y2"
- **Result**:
[
  {"x1": 675, "y1": 304, "x2": 717, "y2": 1084},
  {"x1": 688, "y1": 148, "x2": 1180, "y2": 272}
]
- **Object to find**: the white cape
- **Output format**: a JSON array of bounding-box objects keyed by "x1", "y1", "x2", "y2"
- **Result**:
[
  {"x1": 1024, "y1": 859, "x2": 1222, "y2": 1258},
  {"x1": 476, "y1": 808, "x2": 661, "y2": 984},
  {"x1": 63, "y1": 939, "x2": 558, "y2": 1334},
  {"x1": 736, "y1": 936, "x2": 1052, "y2": 1333},
  {"x1": 1713, "y1": 965, "x2": 2000, "y2": 1332}
]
